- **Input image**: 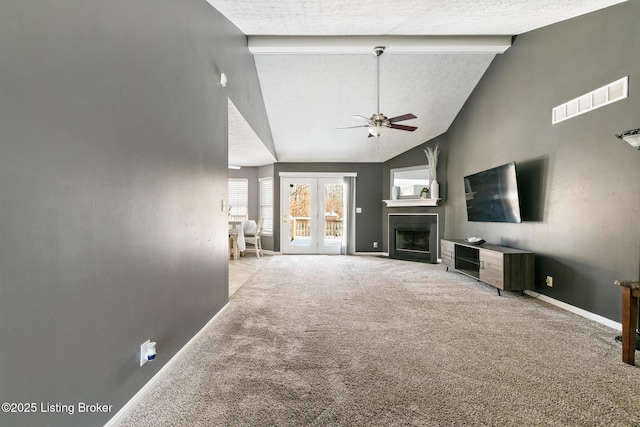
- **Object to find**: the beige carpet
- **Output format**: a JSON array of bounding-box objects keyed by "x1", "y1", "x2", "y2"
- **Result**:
[{"x1": 120, "y1": 255, "x2": 640, "y2": 426}]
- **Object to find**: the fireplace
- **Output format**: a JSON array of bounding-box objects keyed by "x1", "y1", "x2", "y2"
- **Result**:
[{"x1": 388, "y1": 214, "x2": 438, "y2": 263}]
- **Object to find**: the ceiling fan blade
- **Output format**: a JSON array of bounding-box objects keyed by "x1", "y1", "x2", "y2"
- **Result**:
[
  {"x1": 351, "y1": 115, "x2": 372, "y2": 121},
  {"x1": 389, "y1": 113, "x2": 417, "y2": 123},
  {"x1": 337, "y1": 125, "x2": 370, "y2": 130},
  {"x1": 390, "y1": 123, "x2": 418, "y2": 132}
]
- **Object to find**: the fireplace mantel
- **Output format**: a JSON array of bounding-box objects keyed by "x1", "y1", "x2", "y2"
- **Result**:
[{"x1": 383, "y1": 198, "x2": 440, "y2": 207}]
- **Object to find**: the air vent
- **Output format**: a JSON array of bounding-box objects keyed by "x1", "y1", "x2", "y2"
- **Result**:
[{"x1": 552, "y1": 76, "x2": 628, "y2": 124}]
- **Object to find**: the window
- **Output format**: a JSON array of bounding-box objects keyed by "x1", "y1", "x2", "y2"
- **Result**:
[
  {"x1": 228, "y1": 178, "x2": 248, "y2": 217},
  {"x1": 259, "y1": 177, "x2": 273, "y2": 235}
]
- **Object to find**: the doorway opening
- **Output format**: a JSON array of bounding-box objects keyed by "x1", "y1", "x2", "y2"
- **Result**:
[{"x1": 280, "y1": 174, "x2": 355, "y2": 255}]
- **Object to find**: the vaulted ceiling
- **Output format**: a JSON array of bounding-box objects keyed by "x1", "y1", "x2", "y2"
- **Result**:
[{"x1": 211, "y1": 0, "x2": 628, "y2": 166}]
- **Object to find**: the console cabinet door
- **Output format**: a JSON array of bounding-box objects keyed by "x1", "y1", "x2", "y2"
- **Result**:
[
  {"x1": 441, "y1": 240, "x2": 454, "y2": 268},
  {"x1": 480, "y1": 250, "x2": 504, "y2": 289}
]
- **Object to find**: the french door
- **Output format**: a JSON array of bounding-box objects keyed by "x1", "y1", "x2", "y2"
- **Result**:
[{"x1": 280, "y1": 176, "x2": 344, "y2": 254}]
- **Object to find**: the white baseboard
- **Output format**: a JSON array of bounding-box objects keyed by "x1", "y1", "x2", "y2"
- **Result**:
[
  {"x1": 259, "y1": 250, "x2": 280, "y2": 255},
  {"x1": 354, "y1": 252, "x2": 387, "y2": 256},
  {"x1": 103, "y1": 303, "x2": 229, "y2": 427},
  {"x1": 524, "y1": 290, "x2": 621, "y2": 331}
]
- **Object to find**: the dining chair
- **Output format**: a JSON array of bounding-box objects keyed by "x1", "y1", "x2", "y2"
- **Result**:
[{"x1": 244, "y1": 217, "x2": 264, "y2": 258}]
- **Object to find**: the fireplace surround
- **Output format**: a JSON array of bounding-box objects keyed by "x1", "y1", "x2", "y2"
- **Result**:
[{"x1": 388, "y1": 213, "x2": 438, "y2": 263}]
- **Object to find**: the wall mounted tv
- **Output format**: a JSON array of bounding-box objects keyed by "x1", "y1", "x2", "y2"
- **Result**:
[{"x1": 464, "y1": 162, "x2": 522, "y2": 223}]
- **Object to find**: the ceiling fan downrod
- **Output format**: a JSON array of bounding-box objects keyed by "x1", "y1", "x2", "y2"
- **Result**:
[
  {"x1": 368, "y1": 46, "x2": 390, "y2": 137},
  {"x1": 374, "y1": 46, "x2": 385, "y2": 116}
]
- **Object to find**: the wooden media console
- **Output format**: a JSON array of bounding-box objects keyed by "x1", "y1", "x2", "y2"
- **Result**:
[{"x1": 441, "y1": 239, "x2": 534, "y2": 295}]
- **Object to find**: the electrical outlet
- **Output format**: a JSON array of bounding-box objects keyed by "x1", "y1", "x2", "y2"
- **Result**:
[
  {"x1": 140, "y1": 340, "x2": 155, "y2": 366},
  {"x1": 373, "y1": 241, "x2": 378, "y2": 249},
  {"x1": 546, "y1": 276, "x2": 553, "y2": 287}
]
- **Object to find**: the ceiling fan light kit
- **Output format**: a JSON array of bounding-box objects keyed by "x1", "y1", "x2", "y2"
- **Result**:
[
  {"x1": 616, "y1": 128, "x2": 640, "y2": 150},
  {"x1": 369, "y1": 124, "x2": 386, "y2": 137},
  {"x1": 338, "y1": 46, "x2": 418, "y2": 138}
]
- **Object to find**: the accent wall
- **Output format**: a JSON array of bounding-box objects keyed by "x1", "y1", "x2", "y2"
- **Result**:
[
  {"x1": 444, "y1": 1, "x2": 640, "y2": 322},
  {"x1": 0, "y1": 1, "x2": 272, "y2": 427}
]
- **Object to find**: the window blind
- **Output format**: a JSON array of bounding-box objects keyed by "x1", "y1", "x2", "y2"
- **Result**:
[
  {"x1": 228, "y1": 179, "x2": 248, "y2": 217},
  {"x1": 259, "y1": 177, "x2": 273, "y2": 235}
]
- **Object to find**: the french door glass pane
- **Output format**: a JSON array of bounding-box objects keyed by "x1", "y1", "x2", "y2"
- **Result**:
[
  {"x1": 289, "y1": 183, "x2": 311, "y2": 247},
  {"x1": 323, "y1": 183, "x2": 343, "y2": 247}
]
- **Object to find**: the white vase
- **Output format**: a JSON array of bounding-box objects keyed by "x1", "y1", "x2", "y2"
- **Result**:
[
  {"x1": 392, "y1": 186, "x2": 400, "y2": 200},
  {"x1": 430, "y1": 180, "x2": 440, "y2": 199}
]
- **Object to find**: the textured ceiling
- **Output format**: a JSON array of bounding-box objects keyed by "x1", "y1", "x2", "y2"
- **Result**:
[
  {"x1": 254, "y1": 53, "x2": 495, "y2": 162},
  {"x1": 207, "y1": 0, "x2": 628, "y2": 165},
  {"x1": 209, "y1": 0, "x2": 626, "y2": 36},
  {"x1": 228, "y1": 100, "x2": 277, "y2": 167}
]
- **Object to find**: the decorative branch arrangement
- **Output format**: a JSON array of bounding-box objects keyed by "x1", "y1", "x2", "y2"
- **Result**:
[{"x1": 423, "y1": 143, "x2": 440, "y2": 181}]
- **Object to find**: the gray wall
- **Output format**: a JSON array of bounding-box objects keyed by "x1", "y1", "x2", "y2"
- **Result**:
[
  {"x1": 273, "y1": 163, "x2": 383, "y2": 253},
  {"x1": 444, "y1": 1, "x2": 640, "y2": 321},
  {"x1": 383, "y1": 135, "x2": 449, "y2": 256},
  {"x1": 0, "y1": 1, "x2": 271, "y2": 427}
]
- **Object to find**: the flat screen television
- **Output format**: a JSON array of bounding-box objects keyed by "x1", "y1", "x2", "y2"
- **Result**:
[{"x1": 464, "y1": 162, "x2": 522, "y2": 223}]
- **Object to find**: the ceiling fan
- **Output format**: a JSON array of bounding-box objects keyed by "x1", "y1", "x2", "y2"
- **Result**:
[{"x1": 338, "y1": 46, "x2": 418, "y2": 138}]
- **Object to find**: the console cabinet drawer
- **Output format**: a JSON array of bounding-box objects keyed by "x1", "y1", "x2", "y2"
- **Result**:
[
  {"x1": 480, "y1": 250, "x2": 504, "y2": 289},
  {"x1": 441, "y1": 240, "x2": 455, "y2": 268}
]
